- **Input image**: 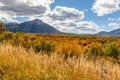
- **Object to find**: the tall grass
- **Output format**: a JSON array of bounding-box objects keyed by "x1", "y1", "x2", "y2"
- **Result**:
[{"x1": 0, "y1": 44, "x2": 120, "y2": 80}]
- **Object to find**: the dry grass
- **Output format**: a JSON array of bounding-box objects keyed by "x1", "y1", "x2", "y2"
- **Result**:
[{"x1": 0, "y1": 44, "x2": 120, "y2": 80}]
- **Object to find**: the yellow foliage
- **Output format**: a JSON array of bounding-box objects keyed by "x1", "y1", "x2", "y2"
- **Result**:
[{"x1": 55, "y1": 42, "x2": 83, "y2": 57}]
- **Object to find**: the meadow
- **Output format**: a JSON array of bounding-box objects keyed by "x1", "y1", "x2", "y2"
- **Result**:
[{"x1": 0, "y1": 31, "x2": 120, "y2": 80}]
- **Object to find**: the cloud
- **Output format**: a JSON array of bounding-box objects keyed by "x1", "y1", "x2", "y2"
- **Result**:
[
  {"x1": 76, "y1": 21, "x2": 101, "y2": 34},
  {"x1": 0, "y1": 5, "x2": 47, "y2": 15},
  {"x1": 108, "y1": 23, "x2": 120, "y2": 29},
  {"x1": 0, "y1": 0, "x2": 54, "y2": 22},
  {"x1": 46, "y1": 6, "x2": 84, "y2": 21},
  {"x1": 40, "y1": 6, "x2": 87, "y2": 33},
  {"x1": 40, "y1": 6, "x2": 101, "y2": 34},
  {"x1": 92, "y1": 0, "x2": 120, "y2": 16},
  {"x1": 47, "y1": 20, "x2": 101, "y2": 34},
  {"x1": 0, "y1": 1, "x2": 102, "y2": 34},
  {"x1": 41, "y1": 17, "x2": 101, "y2": 34},
  {"x1": 108, "y1": 18, "x2": 120, "y2": 21}
]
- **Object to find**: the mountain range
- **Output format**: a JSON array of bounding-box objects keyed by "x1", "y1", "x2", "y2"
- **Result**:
[
  {"x1": 5, "y1": 19, "x2": 120, "y2": 35},
  {"x1": 5, "y1": 19, "x2": 61, "y2": 34},
  {"x1": 98, "y1": 28, "x2": 120, "y2": 35}
]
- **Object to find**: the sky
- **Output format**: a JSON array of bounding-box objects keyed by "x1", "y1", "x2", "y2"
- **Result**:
[{"x1": 0, "y1": 0, "x2": 120, "y2": 34}]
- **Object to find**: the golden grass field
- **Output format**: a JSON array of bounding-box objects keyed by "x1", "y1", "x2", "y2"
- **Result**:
[{"x1": 0, "y1": 44, "x2": 120, "y2": 80}]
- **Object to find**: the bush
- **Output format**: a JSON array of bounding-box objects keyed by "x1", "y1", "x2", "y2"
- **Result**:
[
  {"x1": 32, "y1": 40, "x2": 55, "y2": 53},
  {"x1": 104, "y1": 42, "x2": 120, "y2": 62},
  {"x1": 3, "y1": 31, "x2": 13, "y2": 40},
  {"x1": 84, "y1": 43, "x2": 104, "y2": 58},
  {"x1": 0, "y1": 34, "x2": 5, "y2": 43},
  {"x1": 55, "y1": 42, "x2": 83, "y2": 58}
]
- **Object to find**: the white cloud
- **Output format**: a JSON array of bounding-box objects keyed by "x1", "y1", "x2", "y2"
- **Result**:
[
  {"x1": 108, "y1": 17, "x2": 120, "y2": 21},
  {"x1": 40, "y1": 6, "x2": 86, "y2": 33},
  {"x1": 0, "y1": 1, "x2": 102, "y2": 34},
  {"x1": 42, "y1": 20, "x2": 101, "y2": 34},
  {"x1": 0, "y1": 0, "x2": 54, "y2": 22},
  {"x1": 46, "y1": 6, "x2": 84, "y2": 21},
  {"x1": 76, "y1": 21, "x2": 101, "y2": 34},
  {"x1": 108, "y1": 18, "x2": 115, "y2": 21},
  {"x1": 40, "y1": 6, "x2": 101, "y2": 34},
  {"x1": 41, "y1": 9, "x2": 101, "y2": 33},
  {"x1": 51, "y1": 21, "x2": 75, "y2": 32},
  {"x1": 108, "y1": 23, "x2": 120, "y2": 29},
  {"x1": 92, "y1": 0, "x2": 120, "y2": 16},
  {"x1": 0, "y1": 2, "x2": 4, "y2": 6}
]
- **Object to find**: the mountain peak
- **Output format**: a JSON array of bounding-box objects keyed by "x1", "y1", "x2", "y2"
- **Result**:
[
  {"x1": 25, "y1": 19, "x2": 43, "y2": 25},
  {"x1": 32, "y1": 19, "x2": 42, "y2": 22},
  {"x1": 6, "y1": 19, "x2": 61, "y2": 34}
]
